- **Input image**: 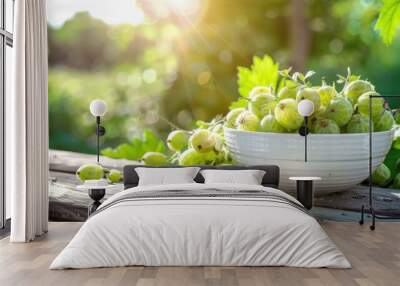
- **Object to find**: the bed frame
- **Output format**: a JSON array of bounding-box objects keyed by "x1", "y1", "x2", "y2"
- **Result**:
[{"x1": 123, "y1": 165, "x2": 280, "y2": 189}]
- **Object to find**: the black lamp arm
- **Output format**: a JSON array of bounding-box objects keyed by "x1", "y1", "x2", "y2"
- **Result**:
[
  {"x1": 96, "y1": 116, "x2": 106, "y2": 136},
  {"x1": 95, "y1": 116, "x2": 106, "y2": 164},
  {"x1": 298, "y1": 116, "x2": 309, "y2": 162}
]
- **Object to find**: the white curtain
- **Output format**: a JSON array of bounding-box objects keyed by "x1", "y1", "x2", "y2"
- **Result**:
[{"x1": 6, "y1": 0, "x2": 49, "y2": 242}]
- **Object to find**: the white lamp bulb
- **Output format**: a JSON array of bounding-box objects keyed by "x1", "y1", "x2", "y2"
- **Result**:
[
  {"x1": 90, "y1": 100, "x2": 107, "y2": 117},
  {"x1": 298, "y1": 99, "x2": 314, "y2": 117}
]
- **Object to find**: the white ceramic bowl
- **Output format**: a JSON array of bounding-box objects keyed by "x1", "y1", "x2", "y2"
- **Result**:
[{"x1": 224, "y1": 127, "x2": 394, "y2": 195}]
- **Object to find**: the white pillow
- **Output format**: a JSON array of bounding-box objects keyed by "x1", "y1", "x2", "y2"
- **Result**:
[
  {"x1": 135, "y1": 167, "x2": 200, "y2": 186},
  {"x1": 200, "y1": 169, "x2": 266, "y2": 185}
]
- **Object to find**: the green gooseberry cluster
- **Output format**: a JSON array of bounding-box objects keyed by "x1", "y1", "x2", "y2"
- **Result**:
[
  {"x1": 76, "y1": 163, "x2": 123, "y2": 183},
  {"x1": 140, "y1": 69, "x2": 395, "y2": 167},
  {"x1": 226, "y1": 71, "x2": 393, "y2": 135},
  {"x1": 141, "y1": 121, "x2": 231, "y2": 166}
]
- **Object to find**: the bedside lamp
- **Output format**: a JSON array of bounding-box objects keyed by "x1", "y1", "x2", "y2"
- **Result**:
[
  {"x1": 297, "y1": 99, "x2": 314, "y2": 162},
  {"x1": 90, "y1": 100, "x2": 107, "y2": 163}
]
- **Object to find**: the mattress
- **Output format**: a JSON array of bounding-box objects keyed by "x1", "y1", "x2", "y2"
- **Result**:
[{"x1": 50, "y1": 183, "x2": 351, "y2": 269}]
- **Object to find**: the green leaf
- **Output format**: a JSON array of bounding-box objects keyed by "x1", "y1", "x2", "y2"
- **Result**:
[
  {"x1": 101, "y1": 129, "x2": 166, "y2": 160},
  {"x1": 237, "y1": 55, "x2": 279, "y2": 98},
  {"x1": 304, "y1": 70, "x2": 316, "y2": 80},
  {"x1": 349, "y1": 75, "x2": 361, "y2": 82},
  {"x1": 196, "y1": 120, "x2": 210, "y2": 129},
  {"x1": 229, "y1": 98, "x2": 248, "y2": 110},
  {"x1": 295, "y1": 72, "x2": 305, "y2": 82},
  {"x1": 100, "y1": 147, "x2": 122, "y2": 159},
  {"x1": 375, "y1": 0, "x2": 400, "y2": 45},
  {"x1": 392, "y1": 136, "x2": 400, "y2": 149},
  {"x1": 284, "y1": 79, "x2": 300, "y2": 88},
  {"x1": 142, "y1": 129, "x2": 166, "y2": 153},
  {"x1": 278, "y1": 67, "x2": 292, "y2": 78}
]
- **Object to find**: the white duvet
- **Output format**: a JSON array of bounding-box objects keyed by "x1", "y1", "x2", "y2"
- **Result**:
[{"x1": 50, "y1": 183, "x2": 351, "y2": 269}]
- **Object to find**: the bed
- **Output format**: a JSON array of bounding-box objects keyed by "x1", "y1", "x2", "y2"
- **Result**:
[{"x1": 50, "y1": 165, "x2": 350, "y2": 269}]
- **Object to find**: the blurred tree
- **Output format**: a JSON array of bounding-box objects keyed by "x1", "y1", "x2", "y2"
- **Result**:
[
  {"x1": 48, "y1": 11, "x2": 182, "y2": 152},
  {"x1": 49, "y1": 12, "x2": 115, "y2": 70},
  {"x1": 289, "y1": 0, "x2": 310, "y2": 72}
]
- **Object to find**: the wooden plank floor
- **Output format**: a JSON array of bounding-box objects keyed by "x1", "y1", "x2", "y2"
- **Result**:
[{"x1": 0, "y1": 222, "x2": 399, "y2": 286}]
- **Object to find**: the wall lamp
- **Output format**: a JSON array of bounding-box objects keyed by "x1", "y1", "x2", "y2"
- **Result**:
[
  {"x1": 90, "y1": 99, "x2": 107, "y2": 164},
  {"x1": 297, "y1": 99, "x2": 315, "y2": 162}
]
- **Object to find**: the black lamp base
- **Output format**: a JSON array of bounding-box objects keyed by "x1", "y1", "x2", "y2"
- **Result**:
[
  {"x1": 298, "y1": 126, "x2": 309, "y2": 136},
  {"x1": 359, "y1": 203, "x2": 400, "y2": 231},
  {"x1": 359, "y1": 204, "x2": 375, "y2": 231}
]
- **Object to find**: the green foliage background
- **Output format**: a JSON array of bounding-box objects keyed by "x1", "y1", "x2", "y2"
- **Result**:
[{"x1": 48, "y1": 0, "x2": 400, "y2": 156}]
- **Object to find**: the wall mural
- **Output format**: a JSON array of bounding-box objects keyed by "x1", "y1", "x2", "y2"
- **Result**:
[{"x1": 47, "y1": 0, "x2": 400, "y2": 221}]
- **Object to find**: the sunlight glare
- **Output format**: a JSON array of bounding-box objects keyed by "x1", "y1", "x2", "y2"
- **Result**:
[{"x1": 164, "y1": 0, "x2": 201, "y2": 17}]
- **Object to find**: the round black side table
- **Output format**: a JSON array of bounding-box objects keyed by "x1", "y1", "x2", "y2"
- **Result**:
[
  {"x1": 289, "y1": 177, "x2": 321, "y2": 210},
  {"x1": 77, "y1": 184, "x2": 109, "y2": 216},
  {"x1": 87, "y1": 188, "x2": 106, "y2": 216}
]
